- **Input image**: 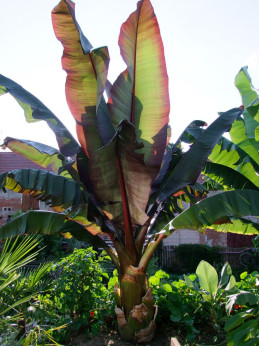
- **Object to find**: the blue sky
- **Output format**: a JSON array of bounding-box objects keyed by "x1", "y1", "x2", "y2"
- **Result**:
[{"x1": 1, "y1": 0, "x2": 259, "y2": 148}]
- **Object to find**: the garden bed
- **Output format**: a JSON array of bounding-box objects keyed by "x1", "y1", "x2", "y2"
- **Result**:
[{"x1": 67, "y1": 322, "x2": 226, "y2": 346}]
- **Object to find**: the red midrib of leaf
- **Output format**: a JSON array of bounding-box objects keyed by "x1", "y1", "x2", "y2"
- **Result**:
[
  {"x1": 115, "y1": 143, "x2": 135, "y2": 260},
  {"x1": 89, "y1": 52, "x2": 97, "y2": 80},
  {"x1": 130, "y1": 1, "x2": 143, "y2": 125}
]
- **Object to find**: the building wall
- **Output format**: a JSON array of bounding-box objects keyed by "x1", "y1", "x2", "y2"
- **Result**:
[
  {"x1": 0, "y1": 152, "x2": 52, "y2": 227},
  {"x1": 164, "y1": 229, "x2": 201, "y2": 246},
  {"x1": 0, "y1": 190, "x2": 22, "y2": 226},
  {"x1": 0, "y1": 190, "x2": 40, "y2": 226}
]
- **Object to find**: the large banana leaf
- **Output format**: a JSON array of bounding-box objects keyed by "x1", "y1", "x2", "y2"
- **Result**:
[
  {"x1": 89, "y1": 120, "x2": 151, "y2": 227},
  {"x1": 209, "y1": 138, "x2": 259, "y2": 188},
  {"x1": 203, "y1": 162, "x2": 259, "y2": 191},
  {"x1": 157, "y1": 107, "x2": 243, "y2": 202},
  {"x1": 177, "y1": 113, "x2": 259, "y2": 187},
  {"x1": 0, "y1": 210, "x2": 107, "y2": 248},
  {"x1": 235, "y1": 67, "x2": 258, "y2": 107},
  {"x1": 52, "y1": 0, "x2": 114, "y2": 157},
  {"x1": 108, "y1": 0, "x2": 170, "y2": 178},
  {"x1": 230, "y1": 115, "x2": 259, "y2": 163},
  {"x1": 0, "y1": 168, "x2": 115, "y2": 236},
  {"x1": 2, "y1": 137, "x2": 65, "y2": 174},
  {"x1": 0, "y1": 74, "x2": 79, "y2": 157},
  {"x1": 152, "y1": 121, "x2": 207, "y2": 194},
  {"x1": 0, "y1": 169, "x2": 83, "y2": 210},
  {"x1": 2, "y1": 137, "x2": 80, "y2": 180},
  {"x1": 170, "y1": 190, "x2": 259, "y2": 235},
  {"x1": 232, "y1": 67, "x2": 259, "y2": 162},
  {"x1": 209, "y1": 218, "x2": 259, "y2": 235}
]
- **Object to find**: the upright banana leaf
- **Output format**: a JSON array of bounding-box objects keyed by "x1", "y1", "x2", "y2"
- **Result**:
[
  {"x1": 88, "y1": 120, "x2": 151, "y2": 227},
  {"x1": 206, "y1": 68, "x2": 259, "y2": 187},
  {"x1": 108, "y1": 0, "x2": 170, "y2": 179},
  {"x1": 0, "y1": 74, "x2": 79, "y2": 157},
  {"x1": 52, "y1": 0, "x2": 114, "y2": 157},
  {"x1": 232, "y1": 67, "x2": 259, "y2": 162},
  {"x1": 235, "y1": 67, "x2": 258, "y2": 107},
  {"x1": 230, "y1": 115, "x2": 259, "y2": 163}
]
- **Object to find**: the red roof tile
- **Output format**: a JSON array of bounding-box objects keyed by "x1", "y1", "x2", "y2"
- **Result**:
[{"x1": 0, "y1": 152, "x2": 48, "y2": 173}]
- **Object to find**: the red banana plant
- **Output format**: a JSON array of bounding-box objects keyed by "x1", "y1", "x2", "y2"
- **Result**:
[{"x1": 1, "y1": 0, "x2": 257, "y2": 342}]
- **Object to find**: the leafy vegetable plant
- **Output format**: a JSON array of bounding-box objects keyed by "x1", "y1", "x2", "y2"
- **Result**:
[
  {"x1": 50, "y1": 248, "x2": 115, "y2": 337},
  {"x1": 184, "y1": 261, "x2": 236, "y2": 331},
  {"x1": 225, "y1": 289, "x2": 259, "y2": 345}
]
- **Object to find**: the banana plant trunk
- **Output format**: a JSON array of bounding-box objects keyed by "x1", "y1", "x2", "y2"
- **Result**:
[{"x1": 114, "y1": 265, "x2": 157, "y2": 343}]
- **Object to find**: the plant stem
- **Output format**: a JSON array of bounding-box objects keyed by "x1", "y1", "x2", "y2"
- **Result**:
[
  {"x1": 139, "y1": 233, "x2": 166, "y2": 272},
  {"x1": 135, "y1": 216, "x2": 152, "y2": 256}
]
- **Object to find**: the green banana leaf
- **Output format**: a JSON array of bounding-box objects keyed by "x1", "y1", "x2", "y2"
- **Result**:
[
  {"x1": 210, "y1": 218, "x2": 259, "y2": 234},
  {"x1": 0, "y1": 168, "x2": 113, "y2": 236},
  {"x1": 171, "y1": 189, "x2": 259, "y2": 235},
  {"x1": 2, "y1": 137, "x2": 66, "y2": 174},
  {"x1": 235, "y1": 66, "x2": 258, "y2": 107},
  {"x1": 151, "y1": 120, "x2": 207, "y2": 194},
  {"x1": 0, "y1": 74, "x2": 79, "y2": 157},
  {"x1": 157, "y1": 107, "x2": 243, "y2": 202},
  {"x1": 0, "y1": 210, "x2": 108, "y2": 249},
  {"x1": 150, "y1": 183, "x2": 208, "y2": 235},
  {"x1": 0, "y1": 169, "x2": 84, "y2": 210},
  {"x1": 209, "y1": 138, "x2": 259, "y2": 188},
  {"x1": 175, "y1": 120, "x2": 208, "y2": 145},
  {"x1": 203, "y1": 162, "x2": 259, "y2": 191},
  {"x1": 230, "y1": 116, "x2": 259, "y2": 164},
  {"x1": 232, "y1": 67, "x2": 259, "y2": 162}
]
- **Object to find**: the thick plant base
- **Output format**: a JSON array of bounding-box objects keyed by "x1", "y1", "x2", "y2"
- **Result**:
[
  {"x1": 114, "y1": 265, "x2": 158, "y2": 343},
  {"x1": 116, "y1": 304, "x2": 158, "y2": 343}
]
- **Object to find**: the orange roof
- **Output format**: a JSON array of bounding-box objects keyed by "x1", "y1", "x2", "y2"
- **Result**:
[{"x1": 0, "y1": 151, "x2": 46, "y2": 173}]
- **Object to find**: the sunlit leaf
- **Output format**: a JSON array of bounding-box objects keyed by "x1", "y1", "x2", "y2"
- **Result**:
[
  {"x1": 2, "y1": 137, "x2": 65, "y2": 174},
  {"x1": 52, "y1": 0, "x2": 114, "y2": 157},
  {"x1": 0, "y1": 169, "x2": 83, "y2": 210},
  {"x1": 172, "y1": 190, "x2": 259, "y2": 235},
  {"x1": 203, "y1": 161, "x2": 259, "y2": 190},
  {"x1": 0, "y1": 210, "x2": 106, "y2": 246},
  {"x1": 196, "y1": 261, "x2": 218, "y2": 298},
  {"x1": 108, "y1": 0, "x2": 170, "y2": 178},
  {"x1": 0, "y1": 74, "x2": 79, "y2": 157}
]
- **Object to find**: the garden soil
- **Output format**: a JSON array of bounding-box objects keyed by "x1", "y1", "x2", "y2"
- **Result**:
[{"x1": 67, "y1": 324, "x2": 181, "y2": 345}]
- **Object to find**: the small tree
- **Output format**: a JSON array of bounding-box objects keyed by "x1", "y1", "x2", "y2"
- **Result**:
[{"x1": 0, "y1": 0, "x2": 258, "y2": 342}]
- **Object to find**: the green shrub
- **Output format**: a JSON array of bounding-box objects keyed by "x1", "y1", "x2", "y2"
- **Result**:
[
  {"x1": 149, "y1": 270, "x2": 200, "y2": 342},
  {"x1": 50, "y1": 247, "x2": 115, "y2": 337},
  {"x1": 176, "y1": 244, "x2": 222, "y2": 273},
  {"x1": 225, "y1": 287, "x2": 259, "y2": 345}
]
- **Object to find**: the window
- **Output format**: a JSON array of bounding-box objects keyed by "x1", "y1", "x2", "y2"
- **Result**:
[{"x1": 2, "y1": 207, "x2": 12, "y2": 212}]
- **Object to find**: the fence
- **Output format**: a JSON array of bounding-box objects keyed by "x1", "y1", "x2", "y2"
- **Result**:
[{"x1": 155, "y1": 245, "x2": 257, "y2": 271}]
